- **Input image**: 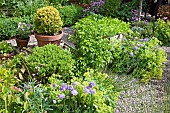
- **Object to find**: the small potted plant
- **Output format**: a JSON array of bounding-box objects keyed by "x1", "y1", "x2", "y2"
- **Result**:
[
  {"x1": 16, "y1": 22, "x2": 33, "y2": 48},
  {"x1": 34, "y1": 6, "x2": 63, "y2": 47},
  {"x1": 0, "y1": 41, "x2": 15, "y2": 59}
]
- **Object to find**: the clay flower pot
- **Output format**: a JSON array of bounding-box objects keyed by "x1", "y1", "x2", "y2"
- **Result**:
[
  {"x1": 16, "y1": 38, "x2": 30, "y2": 48},
  {"x1": 35, "y1": 31, "x2": 63, "y2": 47}
]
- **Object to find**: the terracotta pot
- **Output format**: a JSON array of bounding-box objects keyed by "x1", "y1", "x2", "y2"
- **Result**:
[
  {"x1": 35, "y1": 31, "x2": 63, "y2": 47},
  {"x1": 0, "y1": 52, "x2": 14, "y2": 60},
  {"x1": 16, "y1": 38, "x2": 30, "y2": 48}
]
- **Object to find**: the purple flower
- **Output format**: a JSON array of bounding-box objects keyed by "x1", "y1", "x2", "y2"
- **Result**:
[
  {"x1": 143, "y1": 38, "x2": 149, "y2": 42},
  {"x1": 90, "y1": 89, "x2": 96, "y2": 94},
  {"x1": 84, "y1": 88, "x2": 90, "y2": 94},
  {"x1": 52, "y1": 84, "x2": 57, "y2": 88},
  {"x1": 86, "y1": 85, "x2": 92, "y2": 89},
  {"x1": 67, "y1": 85, "x2": 74, "y2": 91},
  {"x1": 130, "y1": 52, "x2": 134, "y2": 57},
  {"x1": 53, "y1": 100, "x2": 57, "y2": 104},
  {"x1": 145, "y1": 20, "x2": 148, "y2": 24},
  {"x1": 137, "y1": 43, "x2": 144, "y2": 47},
  {"x1": 71, "y1": 90, "x2": 78, "y2": 96},
  {"x1": 58, "y1": 94, "x2": 65, "y2": 99},
  {"x1": 90, "y1": 82, "x2": 96, "y2": 86},
  {"x1": 134, "y1": 46, "x2": 138, "y2": 50},
  {"x1": 60, "y1": 83, "x2": 67, "y2": 91},
  {"x1": 73, "y1": 81, "x2": 79, "y2": 86}
]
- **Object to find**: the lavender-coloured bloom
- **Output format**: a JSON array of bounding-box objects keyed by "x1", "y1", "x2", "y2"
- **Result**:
[
  {"x1": 60, "y1": 83, "x2": 67, "y2": 91},
  {"x1": 137, "y1": 43, "x2": 144, "y2": 47},
  {"x1": 86, "y1": 85, "x2": 92, "y2": 89},
  {"x1": 58, "y1": 94, "x2": 65, "y2": 99},
  {"x1": 90, "y1": 82, "x2": 96, "y2": 86},
  {"x1": 143, "y1": 38, "x2": 149, "y2": 42},
  {"x1": 84, "y1": 88, "x2": 90, "y2": 94},
  {"x1": 90, "y1": 89, "x2": 96, "y2": 94},
  {"x1": 130, "y1": 52, "x2": 134, "y2": 57},
  {"x1": 67, "y1": 85, "x2": 74, "y2": 91},
  {"x1": 134, "y1": 46, "x2": 138, "y2": 50},
  {"x1": 53, "y1": 100, "x2": 57, "y2": 104},
  {"x1": 73, "y1": 81, "x2": 79, "y2": 86},
  {"x1": 71, "y1": 90, "x2": 78, "y2": 96},
  {"x1": 145, "y1": 20, "x2": 148, "y2": 24}
]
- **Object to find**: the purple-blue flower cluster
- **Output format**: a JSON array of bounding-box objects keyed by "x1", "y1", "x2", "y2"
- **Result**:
[
  {"x1": 83, "y1": 0, "x2": 105, "y2": 14},
  {"x1": 58, "y1": 82, "x2": 79, "y2": 99},
  {"x1": 56, "y1": 81, "x2": 97, "y2": 101},
  {"x1": 128, "y1": 37, "x2": 150, "y2": 57},
  {"x1": 84, "y1": 81, "x2": 96, "y2": 94}
]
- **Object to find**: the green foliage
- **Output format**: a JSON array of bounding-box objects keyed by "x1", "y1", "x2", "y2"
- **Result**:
[
  {"x1": 109, "y1": 36, "x2": 167, "y2": 83},
  {"x1": 114, "y1": 0, "x2": 139, "y2": 21},
  {"x1": 0, "y1": 0, "x2": 18, "y2": 17},
  {"x1": 0, "y1": 66, "x2": 22, "y2": 113},
  {"x1": 13, "y1": 0, "x2": 49, "y2": 17},
  {"x1": 0, "y1": 41, "x2": 14, "y2": 54},
  {"x1": 0, "y1": 16, "x2": 33, "y2": 40},
  {"x1": 34, "y1": 6, "x2": 63, "y2": 35},
  {"x1": 25, "y1": 44, "x2": 75, "y2": 83},
  {"x1": 48, "y1": 69, "x2": 119, "y2": 113},
  {"x1": 70, "y1": 14, "x2": 131, "y2": 74},
  {"x1": 139, "y1": 19, "x2": 170, "y2": 46},
  {"x1": 59, "y1": 4, "x2": 83, "y2": 26},
  {"x1": 17, "y1": 22, "x2": 33, "y2": 39},
  {"x1": 48, "y1": 0, "x2": 69, "y2": 6},
  {"x1": 153, "y1": 19, "x2": 170, "y2": 46},
  {"x1": 104, "y1": 0, "x2": 122, "y2": 17}
]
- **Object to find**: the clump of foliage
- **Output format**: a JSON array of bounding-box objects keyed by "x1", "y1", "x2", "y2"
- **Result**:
[
  {"x1": 0, "y1": 41, "x2": 14, "y2": 54},
  {"x1": 109, "y1": 35, "x2": 167, "y2": 83},
  {"x1": 139, "y1": 19, "x2": 170, "y2": 46},
  {"x1": 0, "y1": 66, "x2": 22, "y2": 113},
  {"x1": 104, "y1": 0, "x2": 122, "y2": 17},
  {"x1": 34, "y1": 6, "x2": 63, "y2": 35},
  {"x1": 70, "y1": 14, "x2": 131, "y2": 74},
  {"x1": 13, "y1": 0, "x2": 49, "y2": 17},
  {"x1": 59, "y1": 4, "x2": 83, "y2": 26},
  {"x1": 48, "y1": 69, "x2": 119, "y2": 112},
  {"x1": 153, "y1": 19, "x2": 170, "y2": 46},
  {"x1": 0, "y1": 16, "x2": 33, "y2": 40},
  {"x1": 25, "y1": 44, "x2": 75, "y2": 83}
]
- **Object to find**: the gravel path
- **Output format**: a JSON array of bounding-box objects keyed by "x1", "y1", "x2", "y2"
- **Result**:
[{"x1": 114, "y1": 49, "x2": 170, "y2": 113}]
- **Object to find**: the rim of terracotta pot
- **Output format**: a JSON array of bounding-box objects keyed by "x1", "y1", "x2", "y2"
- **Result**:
[
  {"x1": 16, "y1": 38, "x2": 30, "y2": 42},
  {"x1": 35, "y1": 31, "x2": 63, "y2": 42}
]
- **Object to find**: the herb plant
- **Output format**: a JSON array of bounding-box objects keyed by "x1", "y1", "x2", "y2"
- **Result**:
[
  {"x1": 25, "y1": 44, "x2": 75, "y2": 83},
  {"x1": 17, "y1": 22, "x2": 33, "y2": 40},
  {"x1": 48, "y1": 69, "x2": 119, "y2": 113},
  {"x1": 70, "y1": 14, "x2": 131, "y2": 74},
  {"x1": 0, "y1": 41, "x2": 14, "y2": 54},
  {"x1": 109, "y1": 35, "x2": 167, "y2": 83},
  {"x1": 34, "y1": 6, "x2": 63, "y2": 35}
]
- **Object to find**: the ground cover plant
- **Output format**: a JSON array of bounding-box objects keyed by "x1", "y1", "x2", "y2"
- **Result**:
[{"x1": 70, "y1": 14, "x2": 131, "y2": 74}]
